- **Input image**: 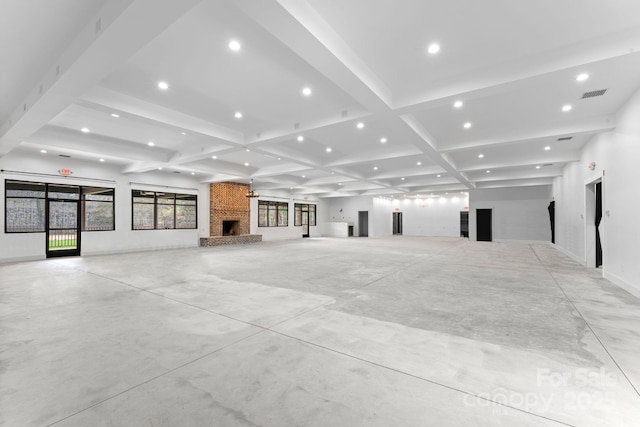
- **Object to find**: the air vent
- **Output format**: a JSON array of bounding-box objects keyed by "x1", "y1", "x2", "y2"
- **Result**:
[
  {"x1": 557, "y1": 136, "x2": 573, "y2": 141},
  {"x1": 172, "y1": 171, "x2": 181, "y2": 174},
  {"x1": 58, "y1": 154, "x2": 71, "y2": 158},
  {"x1": 543, "y1": 163, "x2": 553, "y2": 167},
  {"x1": 581, "y1": 89, "x2": 607, "y2": 99}
]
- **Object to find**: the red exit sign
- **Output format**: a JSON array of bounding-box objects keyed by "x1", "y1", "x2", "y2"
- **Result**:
[{"x1": 59, "y1": 169, "x2": 72, "y2": 176}]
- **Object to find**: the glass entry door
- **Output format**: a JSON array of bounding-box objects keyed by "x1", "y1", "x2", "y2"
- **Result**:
[
  {"x1": 46, "y1": 185, "x2": 81, "y2": 257},
  {"x1": 301, "y1": 211, "x2": 309, "y2": 238}
]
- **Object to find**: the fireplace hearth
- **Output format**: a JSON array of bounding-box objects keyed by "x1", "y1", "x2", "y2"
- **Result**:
[{"x1": 222, "y1": 220, "x2": 240, "y2": 236}]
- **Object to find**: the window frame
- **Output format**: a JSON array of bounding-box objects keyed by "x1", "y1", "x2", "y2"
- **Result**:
[
  {"x1": 294, "y1": 203, "x2": 316, "y2": 226},
  {"x1": 131, "y1": 190, "x2": 197, "y2": 230},
  {"x1": 257, "y1": 200, "x2": 288, "y2": 227}
]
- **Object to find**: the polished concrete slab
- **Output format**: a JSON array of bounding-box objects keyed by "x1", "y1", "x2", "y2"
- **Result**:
[{"x1": 1, "y1": 237, "x2": 639, "y2": 426}]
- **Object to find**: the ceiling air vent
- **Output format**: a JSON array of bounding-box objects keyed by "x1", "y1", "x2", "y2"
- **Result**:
[
  {"x1": 581, "y1": 89, "x2": 607, "y2": 99},
  {"x1": 58, "y1": 154, "x2": 71, "y2": 158},
  {"x1": 557, "y1": 136, "x2": 573, "y2": 141},
  {"x1": 543, "y1": 163, "x2": 553, "y2": 167},
  {"x1": 172, "y1": 171, "x2": 181, "y2": 174}
]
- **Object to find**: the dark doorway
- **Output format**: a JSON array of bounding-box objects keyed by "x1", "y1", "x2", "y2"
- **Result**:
[
  {"x1": 393, "y1": 212, "x2": 403, "y2": 235},
  {"x1": 548, "y1": 200, "x2": 555, "y2": 244},
  {"x1": 476, "y1": 209, "x2": 492, "y2": 242},
  {"x1": 460, "y1": 211, "x2": 469, "y2": 238},
  {"x1": 595, "y1": 183, "x2": 603, "y2": 268},
  {"x1": 358, "y1": 211, "x2": 369, "y2": 237},
  {"x1": 46, "y1": 184, "x2": 81, "y2": 258},
  {"x1": 302, "y1": 211, "x2": 309, "y2": 238}
]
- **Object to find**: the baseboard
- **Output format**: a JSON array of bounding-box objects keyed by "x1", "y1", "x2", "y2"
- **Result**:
[
  {"x1": 550, "y1": 243, "x2": 586, "y2": 266},
  {"x1": 82, "y1": 244, "x2": 199, "y2": 257},
  {"x1": 604, "y1": 270, "x2": 640, "y2": 299},
  {"x1": 494, "y1": 239, "x2": 550, "y2": 244},
  {"x1": 0, "y1": 255, "x2": 46, "y2": 264}
]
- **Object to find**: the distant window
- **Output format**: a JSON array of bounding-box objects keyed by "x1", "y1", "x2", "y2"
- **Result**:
[
  {"x1": 82, "y1": 187, "x2": 114, "y2": 231},
  {"x1": 5, "y1": 180, "x2": 46, "y2": 232},
  {"x1": 294, "y1": 203, "x2": 316, "y2": 226},
  {"x1": 258, "y1": 200, "x2": 288, "y2": 227},
  {"x1": 132, "y1": 190, "x2": 196, "y2": 230}
]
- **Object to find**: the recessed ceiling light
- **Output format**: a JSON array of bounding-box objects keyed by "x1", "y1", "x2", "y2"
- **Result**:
[
  {"x1": 417, "y1": 161, "x2": 422, "y2": 166},
  {"x1": 338, "y1": 183, "x2": 343, "y2": 186},
  {"x1": 562, "y1": 105, "x2": 572, "y2": 112},
  {"x1": 437, "y1": 174, "x2": 441, "y2": 177},
  {"x1": 181, "y1": 132, "x2": 186, "y2": 135},
  {"x1": 401, "y1": 177, "x2": 405, "y2": 181},
  {"x1": 81, "y1": 127, "x2": 90, "y2": 133},
  {"x1": 297, "y1": 136, "x2": 304, "y2": 142},
  {"x1": 244, "y1": 162, "x2": 249, "y2": 166},
  {"x1": 486, "y1": 170, "x2": 491, "y2": 173},
  {"x1": 536, "y1": 165, "x2": 541, "y2": 169},
  {"x1": 147, "y1": 141, "x2": 155, "y2": 147},
  {"x1": 228, "y1": 40, "x2": 241, "y2": 51},
  {"x1": 373, "y1": 166, "x2": 378, "y2": 170},
  {"x1": 211, "y1": 155, "x2": 217, "y2": 159},
  {"x1": 302, "y1": 175, "x2": 306, "y2": 178},
  {"x1": 99, "y1": 158, "x2": 105, "y2": 162},
  {"x1": 245, "y1": 148, "x2": 250, "y2": 152},
  {"x1": 454, "y1": 100, "x2": 463, "y2": 108},
  {"x1": 277, "y1": 157, "x2": 281, "y2": 160},
  {"x1": 427, "y1": 43, "x2": 440, "y2": 54},
  {"x1": 464, "y1": 122, "x2": 472, "y2": 129},
  {"x1": 478, "y1": 154, "x2": 484, "y2": 158},
  {"x1": 157, "y1": 81, "x2": 169, "y2": 90},
  {"x1": 158, "y1": 167, "x2": 163, "y2": 170},
  {"x1": 326, "y1": 147, "x2": 332, "y2": 152},
  {"x1": 380, "y1": 137, "x2": 387, "y2": 143},
  {"x1": 544, "y1": 146, "x2": 551, "y2": 151},
  {"x1": 191, "y1": 172, "x2": 195, "y2": 175},
  {"x1": 40, "y1": 149, "x2": 47, "y2": 154},
  {"x1": 576, "y1": 73, "x2": 589, "y2": 82},
  {"x1": 302, "y1": 87, "x2": 312, "y2": 96},
  {"x1": 111, "y1": 113, "x2": 119, "y2": 118},
  {"x1": 357, "y1": 122, "x2": 364, "y2": 129},
  {"x1": 234, "y1": 112, "x2": 243, "y2": 119}
]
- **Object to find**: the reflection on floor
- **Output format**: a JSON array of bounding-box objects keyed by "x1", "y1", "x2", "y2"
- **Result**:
[{"x1": 1, "y1": 237, "x2": 639, "y2": 426}]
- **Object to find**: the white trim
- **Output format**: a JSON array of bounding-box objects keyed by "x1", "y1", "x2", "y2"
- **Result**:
[
  {"x1": 604, "y1": 271, "x2": 640, "y2": 300},
  {"x1": 551, "y1": 242, "x2": 586, "y2": 266},
  {"x1": 494, "y1": 239, "x2": 549, "y2": 244}
]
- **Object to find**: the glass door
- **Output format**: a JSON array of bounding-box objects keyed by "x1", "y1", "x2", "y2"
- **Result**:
[
  {"x1": 302, "y1": 211, "x2": 309, "y2": 238},
  {"x1": 46, "y1": 185, "x2": 80, "y2": 257}
]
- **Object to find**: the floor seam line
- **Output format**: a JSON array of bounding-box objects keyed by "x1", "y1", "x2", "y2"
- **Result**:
[
  {"x1": 528, "y1": 244, "x2": 640, "y2": 398},
  {"x1": 45, "y1": 328, "x2": 267, "y2": 427},
  {"x1": 266, "y1": 328, "x2": 574, "y2": 427}
]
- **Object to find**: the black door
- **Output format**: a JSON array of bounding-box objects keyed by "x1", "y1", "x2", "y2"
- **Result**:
[
  {"x1": 358, "y1": 211, "x2": 369, "y2": 237},
  {"x1": 595, "y1": 183, "x2": 602, "y2": 267},
  {"x1": 476, "y1": 209, "x2": 492, "y2": 242},
  {"x1": 302, "y1": 211, "x2": 309, "y2": 238},
  {"x1": 46, "y1": 198, "x2": 81, "y2": 258},
  {"x1": 460, "y1": 211, "x2": 469, "y2": 238},
  {"x1": 393, "y1": 212, "x2": 403, "y2": 235}
]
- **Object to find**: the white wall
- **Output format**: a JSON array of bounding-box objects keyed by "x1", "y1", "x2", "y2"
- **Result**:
[
  {"x1": 374, "y1": 195, "x2": 468, "y2": 237},
  {"x1": 469, "y1": 186, "x2": 552, "y2": 242},
  {"x1": 553, "y1": 86, "x2": 640, "y2": 293},
  {"x1": 249, "y1": 191, "x2": 321, "y2": 241},
  {"x1": 325, "y1": 196, "x2": 373, "y2": 237},
  {"x1": 0, "y1": 151, "x2": 209, "y2": 262}
]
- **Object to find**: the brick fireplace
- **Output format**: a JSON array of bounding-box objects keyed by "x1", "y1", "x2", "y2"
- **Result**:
[{"x1": 201, "y1": 182, "x2": 261, "y2": 246}]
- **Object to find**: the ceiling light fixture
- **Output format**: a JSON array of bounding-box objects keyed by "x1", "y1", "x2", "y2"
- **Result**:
[
  {"x1": 437, "y1": 174, "x2": 441, "y2": 177},
  {"x1": 111, "y1": 113, "x2": 119, "y2": 118},
  {"x1": 562, "y1": 105, "x2": 572, "y2": 112},
  {"x1": 234, "y1": 112, "x2": 243, "y2": 119},
  {"x1": 147, "y1": 141, "x2": 155, "y2": 147},
  {"x1": 326, "y1": 147, "x2": 332, "y2": 152},
  {"x1": 99, "y1": 158, "x2": 105, "y2": 162},
  {"x1": 40, "y1": 149, "x2": 47, "y2": 154},
  {"x1": 417, "y1": 161, "x2": 422, "y2": 166},
  {"x1": 245, "y1": 148, "x2": 250, "y2": 152},
  {"x1": 464, "y1": 122, "x2": 472, "y2": 129},
  {"x1": 158, "y1": 167, "x2": 163, "y2": 170},
  {"x1": 191, "y1": 172, "x2": 195, "y2": 175},
  {"x1": 536, "y1": 165, "x2": 541, "y2": 169},
  {"x1": 81, "y1": 127, "x2": 90, "y2": 133},
  {"x1": 157, "y1": 81, "x2": 169, "y2": 90},
  {"x1": 486, "y1": 170, "x2": 491, "y2": 173},
  {"x1": 181, "y1": 132, "x2": 186, "y2": 135},
  {"x1": 427, "y1": 43, "x2": 440, "y2": 54},
  {"x1": 302, "y1": 87, "x2": 312, "y2": 96},
  {"x1": 211, "y1": 155, "x2": 217, "y2": 159},
  {"x1": 297, "y1": 136, "x2": 304, "y2": 142},
  {"x1": 357, "y1": 122, "x2": 364, "y2": 129},
  {"x1": 478, "y1": 154, "x2": 484, "y2": 158},
  {"x1": 245, "y1": 178, "x2": 259, "y2": 198},
  {"x1": 373, "y1": 166, "x2": 378, "y2": 170},
  {"x1": 380, "y1": 137, "x2": 387, "y2": 143},
  {"x1": 544, "y1": 146, "x2": 551, "y2": 151},
  {"x1": 244, "y1": 162, "x2": 249, "y2": 166},
  {"x1": 576, "y1": 73, "x2": 589, "y2": 82},
  {"x1": 401, "y1": 177, "x2": 405, "y2": 181},
  {"x1": 228, "y1": 40, "x2": 241, "y2": 51},
  {"x1": 454, "y1": 100, "x2": 463, "y2": 108}
]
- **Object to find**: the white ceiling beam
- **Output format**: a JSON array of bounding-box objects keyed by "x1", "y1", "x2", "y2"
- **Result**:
[{"x1": 0, "y1": 0, "x2": 203, "y2": 157}]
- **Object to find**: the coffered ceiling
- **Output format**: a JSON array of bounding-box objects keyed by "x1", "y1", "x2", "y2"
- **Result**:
[{"x1": 2, "y1": 0, "x2": 640, "y2": 197}]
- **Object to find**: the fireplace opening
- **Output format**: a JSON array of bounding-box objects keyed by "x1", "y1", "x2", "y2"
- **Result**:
[{"x1": 222, "y1": 220, "x2": 240, "y2": 236}]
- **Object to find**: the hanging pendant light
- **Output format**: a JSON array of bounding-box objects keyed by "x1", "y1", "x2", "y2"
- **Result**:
[{"x1": 246, "y1": 178, "x2": 259, "y2": 198}]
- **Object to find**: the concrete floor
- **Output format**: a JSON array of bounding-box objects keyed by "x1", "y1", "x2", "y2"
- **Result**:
[{"x1": 1, "y1": 237, "x2": 639, "y2": 426}]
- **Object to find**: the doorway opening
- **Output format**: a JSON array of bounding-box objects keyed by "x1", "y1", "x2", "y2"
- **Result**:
[
  {"x1": 393, "y1": 212, "x2": 403, "y2": 235},
  {"x1": 585, "y1": 176, "x2": 604, "y2": 269},
  {"x1": 476, "y1": 209, "x2": 492, "y2": 242},
  {"x1": 46, "y1": 184, "x2": 81, "y2": 258},
  {"x1": 358, "y1": 211, "x2": 369, "y2": 237}
]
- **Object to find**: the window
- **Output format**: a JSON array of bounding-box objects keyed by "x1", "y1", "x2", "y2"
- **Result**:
[
  {"x1": 82, "y1": 187, "x2": 115, "y2": 231},
  {"x1": 258, "y1": 200, "x2": 288, "y2": 227},
  {"x1": 4, "y1": 180, "x2": 114, "y2": 233},
  {"x1": 132, "y1": 190, "x2": 197, "y2": 230},
  {"x1": 294, "y1": 203, "x2": 316, "y2": 226},
  {"x1": 5, "y1": 180, "x2": 45, "y2": 232}
]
